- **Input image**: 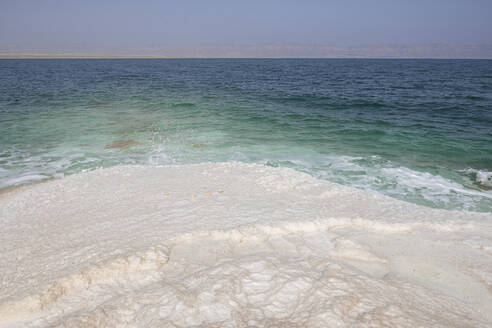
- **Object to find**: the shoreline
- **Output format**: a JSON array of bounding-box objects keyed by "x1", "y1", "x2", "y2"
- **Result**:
[
  {"x1": 1, "y1": 163, "x2": 490, "y2": 214},
  {"x1": 1, "y1": 162, "x2": 491, "y2": 327}
]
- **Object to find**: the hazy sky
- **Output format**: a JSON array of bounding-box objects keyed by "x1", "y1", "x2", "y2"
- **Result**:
[{"x1": 1, "y1": 0, "x2": 492, "y2": 56}]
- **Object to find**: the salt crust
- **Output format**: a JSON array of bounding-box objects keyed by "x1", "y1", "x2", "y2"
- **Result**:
[{"x1": 0, "y1": 162, "x2": 491, "y2": 327}]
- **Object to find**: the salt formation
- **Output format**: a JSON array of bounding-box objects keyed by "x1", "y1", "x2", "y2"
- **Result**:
[{"x1": 0, "y1": 162, "x2": 491, "y2": 327}]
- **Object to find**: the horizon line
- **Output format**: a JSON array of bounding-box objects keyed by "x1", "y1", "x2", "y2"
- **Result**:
[{"x1": 1, "y1": 54, "x2": 492, "y2": 60}]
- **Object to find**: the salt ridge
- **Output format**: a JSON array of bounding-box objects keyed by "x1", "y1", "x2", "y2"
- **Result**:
[{"x1": 0, "y1": 162, "x2": 491, "y2": 327}]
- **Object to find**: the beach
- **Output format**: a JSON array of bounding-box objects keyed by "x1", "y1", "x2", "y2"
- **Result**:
[{"x1": 1, "y1": 162, "x2": 491, "y2": 327}]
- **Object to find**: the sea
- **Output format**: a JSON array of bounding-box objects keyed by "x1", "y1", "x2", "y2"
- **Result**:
[{"x1": 1, "y1": 58, "x2": 491, "y2": 212}]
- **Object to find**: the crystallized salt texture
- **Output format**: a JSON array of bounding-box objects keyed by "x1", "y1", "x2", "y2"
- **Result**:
[{"x1": 0, "y1": 162, "x2": 491, "y2": 327}]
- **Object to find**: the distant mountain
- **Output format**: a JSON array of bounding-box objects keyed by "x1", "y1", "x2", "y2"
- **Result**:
[{"x1": 2, "y1": 43, "x2": 492, "y2": 59}]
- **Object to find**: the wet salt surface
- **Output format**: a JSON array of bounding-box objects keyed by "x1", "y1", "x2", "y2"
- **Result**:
[{"x1": 0, "y1": 162, "x2": 491, "y2": 327}]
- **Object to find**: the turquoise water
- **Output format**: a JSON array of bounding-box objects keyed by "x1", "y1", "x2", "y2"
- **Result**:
[{"x1": 0, "y1": 59, "x2": 491, "y2": 212}]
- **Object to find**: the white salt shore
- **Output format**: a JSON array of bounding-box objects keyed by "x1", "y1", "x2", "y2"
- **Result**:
[{"x1": 0, "y1": 162, "x2": 491, "y2": 327}]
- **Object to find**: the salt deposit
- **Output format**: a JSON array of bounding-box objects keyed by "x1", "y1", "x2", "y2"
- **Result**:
[{"x1": 0, "y1": 162, "x2": 491, "y2": 327}]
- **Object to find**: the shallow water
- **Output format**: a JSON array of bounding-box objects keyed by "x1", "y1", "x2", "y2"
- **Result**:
[{"x1": 1, "y1": 59, "x2": 491, "y2": 211}]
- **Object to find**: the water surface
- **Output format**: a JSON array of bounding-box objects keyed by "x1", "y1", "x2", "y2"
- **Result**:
[{"x1": 1, "y1": 59, "x2": 491, "y2": 211}]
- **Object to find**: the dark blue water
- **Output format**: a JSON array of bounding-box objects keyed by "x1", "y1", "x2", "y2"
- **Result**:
[{"x1": 1, "y1": 59, "x2": 491, "y2": 211}]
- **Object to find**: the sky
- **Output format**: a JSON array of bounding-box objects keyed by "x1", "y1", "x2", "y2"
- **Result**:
[{"x1": 1, "y1": 0, "x2": 492, "y2": 57}]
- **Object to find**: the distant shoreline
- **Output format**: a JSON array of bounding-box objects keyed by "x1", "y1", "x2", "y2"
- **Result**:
[
  {"x1": 0, "y1": 54, "x2": 173, "y2": 59},
  {"x1": 1, "y1": 54, "x2": 492, "y2": 59}
]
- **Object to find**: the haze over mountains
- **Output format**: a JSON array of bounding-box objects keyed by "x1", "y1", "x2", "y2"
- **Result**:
[{"x1": 2, "y1": 43, "x2": 492, "y2": 59}]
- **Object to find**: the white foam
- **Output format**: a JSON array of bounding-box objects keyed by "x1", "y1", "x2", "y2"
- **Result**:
[
  {"x1": 292, "y1": 153, "x2": 492, "y2": 211},
  {"x1": 0, "y1": 173, "x2": 49, "y2": 189},
  {"x1": 0, "y1": 162, "x2": 491, "y2": 327},
  {"x1": 382, "y1": 166, "x2": 492, "y2": 200},
  {"x1": 477, "y1": 170, "x2": 492, "y2": 187},
  {"x1": 462, "y1": 168, "x2": 492, "y2": 188}
]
